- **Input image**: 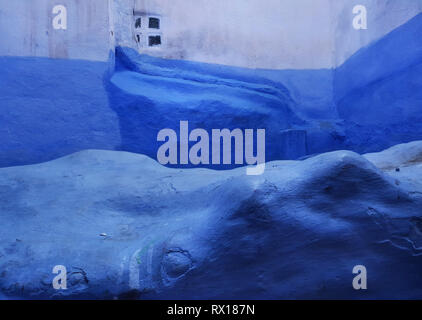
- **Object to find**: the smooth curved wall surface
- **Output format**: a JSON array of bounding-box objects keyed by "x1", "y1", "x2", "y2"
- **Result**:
[{"x1": 334, "y1": 13, "x2": 422, "y2": 153}]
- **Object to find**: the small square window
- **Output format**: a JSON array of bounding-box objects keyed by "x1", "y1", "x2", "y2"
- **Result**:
[
  {"x1": 149, "y1": 17, "x2": 160, "y2": 29},
  {"x1": 135, "y1": 17, "x2": 141, "y2": 29},
  {"x1": 148, "y1": 35, "x2": 161, "y2": 46}
]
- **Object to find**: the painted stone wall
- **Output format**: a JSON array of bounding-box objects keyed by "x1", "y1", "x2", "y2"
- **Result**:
[
  {"x1": 114, "y1": 0, "x2": 336, "y2": 69},
  {"x1": 2, "y1": 0, "x2": 421, "y2": 68},
  {"x1": 333, "y1": 11, "x2": 422, "y2": 153},
  {"x1": 0, "y1": 0, "x2": 114, "y2": 62},
  {"x1": 0, "y1": 0, "x2": 121, "y2": 167},
  {"x1": 114, "y1": 0, "x2": 422, "y2": 70},
  {"x1": 1, "y1": 0, "x2": 422, "y2": 166}
]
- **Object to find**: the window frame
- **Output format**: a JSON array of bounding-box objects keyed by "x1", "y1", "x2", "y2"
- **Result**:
[
  {"x1": 148, "y1": 17, "x2": 160, "y2": 29},
  {"x1": 148, "y1": 34, "x2": 162, "y2": 47},
  {"x1": 135, "y1": 17, "x2": 142, "y2": 29},
  {"x1": 133, "y1": 13, "x2": 163, "y2": 49}
]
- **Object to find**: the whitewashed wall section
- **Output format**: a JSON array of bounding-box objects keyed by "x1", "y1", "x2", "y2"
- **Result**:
[{"x1": 0, "y1": 0, "x2": 114, "y2": 62}]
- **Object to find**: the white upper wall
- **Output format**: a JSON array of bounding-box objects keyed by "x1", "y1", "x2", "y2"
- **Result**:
[
  {"x1": 114, "y1": 0, "x2": 422, "y2": 69},
  {"x1": 115, "y1": 0, "x2": 336, "y2": 69},
  {"x1": 0, "y1": 0, "x2": 114, "y2": 62},
  {"x1": 1, "y1": 0, "x2": 421, "y2": 68},
  {"x1": 158, "y1": 0, "x2": 336, "y2": 69}
]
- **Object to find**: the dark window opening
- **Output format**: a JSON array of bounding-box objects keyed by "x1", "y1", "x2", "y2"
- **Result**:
[
  {"x1": 136, "y1": 34, "x2": 141, "y2": 43},
  {"x1": 149, "y1": 17, "x2": 160, "y2": 29},
  {"x1": 135, "y1": 17, "x2": 142, "y2": 29},
  {"x1": 148, "y1": 35, "x2": 161, "y2": 46}
]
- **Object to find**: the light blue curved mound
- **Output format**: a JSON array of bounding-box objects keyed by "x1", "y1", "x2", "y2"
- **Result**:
[{"x1": 1, "y1": 141, "x2": 422, "y2": 299}]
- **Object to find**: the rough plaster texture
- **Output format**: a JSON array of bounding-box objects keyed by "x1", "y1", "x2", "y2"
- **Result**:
[
  {"x1": 1, "y1": 142, "x2": 422, "y2": 299},
  {"x1": 1, "y1": 0, "x2": 421, "y2": 68},
  {"x1": 0, "y1": 0, "x2": 114, "y2": 62},
  {"x1": 114, "y1": 0, "x2": 422, "y2": 69},
  {"x1": 0, "y1": 1, "x2": 421, "y2": 167}
]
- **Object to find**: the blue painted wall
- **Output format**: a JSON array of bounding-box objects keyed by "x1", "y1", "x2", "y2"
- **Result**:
[
  {"x1": 0, "y1": 55, "x2": 120, "y2": 167},
  {"x1": 0, "y1": 13, "x2": 421, "y2": 167},
  {"x1": 334, "y1": 13, "x2": 422, "y2": 153},
  {"x1": 107, "y1": 47, "x2": 344, "y2": 168}
]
